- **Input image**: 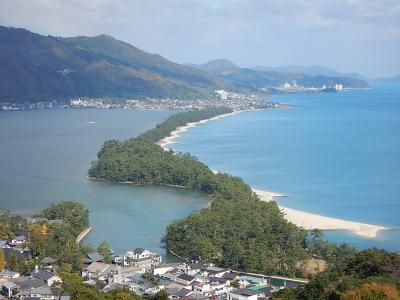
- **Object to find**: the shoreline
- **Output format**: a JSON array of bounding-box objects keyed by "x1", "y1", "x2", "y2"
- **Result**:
[
  {"x1": 156, "y1": 110, "x2": 243, "y2": 149},
  {"x1": 157, "y1": 110, "x2": 388, "y2": 239},
  {"x1": 76, "y1": 227, "x2": 92, "y2": 244},
  {"x1": 254, "y1": 189, "x2": 386, "y2": 238}
]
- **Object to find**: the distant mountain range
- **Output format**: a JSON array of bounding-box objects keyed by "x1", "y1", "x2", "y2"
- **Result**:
[
  {"x1": 0, "y1": 27, "x2": 244, "y2": 103},
  {"x1": 0, "y1": 26, "x2": 373, "y2": 104},
  {"x1": 189, "y1": 59, "x2": 369, "y2": 89},
  {"x1": 369, "y1": 74, "x2": 400, "y2": 84},
  {"x1": 254, "y1": 65, "x2": 367, "y2": 81}
]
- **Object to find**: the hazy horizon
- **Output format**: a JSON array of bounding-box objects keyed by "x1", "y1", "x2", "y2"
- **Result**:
[{"x1": 1, "y1": 0, "x2": 399, "y2": 78}]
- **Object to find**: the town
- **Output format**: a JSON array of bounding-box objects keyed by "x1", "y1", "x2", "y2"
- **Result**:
[
  {"x1": 0, "y1": 85, "x2": 346, "y2": 112},
  {"x1": 0, "y1": 90, "x2": 269, "y2": 112},
  {"x1": 0, "y1": 225, "x2": 306, "y2": 300}
]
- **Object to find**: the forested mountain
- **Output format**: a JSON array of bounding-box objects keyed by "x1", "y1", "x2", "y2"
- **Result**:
[
  {"x1": 0, "y1": 27, "x2": 244, "y2": 103},
  {"x1": 191, "y1": 60, "x2": 369, "y2": 89}
]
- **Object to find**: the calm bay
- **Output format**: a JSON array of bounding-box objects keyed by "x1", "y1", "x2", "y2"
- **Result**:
[{"x1": 0, "y1": 109, "x2": 208, "y2": 258}]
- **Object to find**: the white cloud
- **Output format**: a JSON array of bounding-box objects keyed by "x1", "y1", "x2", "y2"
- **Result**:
[{"x1": 0, "y1": 0, "x2": 399, "y2": 76}]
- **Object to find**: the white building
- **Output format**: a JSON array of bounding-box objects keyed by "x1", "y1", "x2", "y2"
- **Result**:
[
  {"x1": 215, "y1": 90, "x2": 228, "y2": 100},
  {"x1": 334, "y1": 83, "x2": 343, "y2": 91},
  {"x1": 227, "y1": 288, "x2": 259, "y2": 300}
]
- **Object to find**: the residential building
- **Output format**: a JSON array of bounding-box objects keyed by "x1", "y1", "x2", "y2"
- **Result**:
[
  {"x1": 176, "y1": 274, "x2": 196, "y2": 286},
  {"x1": 32, "y1": 269, "x2": 61, "y2": 287},
  {"x1": 227, "y1": 288, "x2": 259, "y2": 300}
]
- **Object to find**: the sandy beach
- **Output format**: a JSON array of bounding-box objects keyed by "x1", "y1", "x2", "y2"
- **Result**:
[
  {"x1": 157, "y1": 111, "x2": 241, "y2": 149},
  {"x1": 157, "y1": 111, "x2": 387, "y2": 239},
  {"x1": 254, "y1": 189, "x2": 386, "y2": 238}
]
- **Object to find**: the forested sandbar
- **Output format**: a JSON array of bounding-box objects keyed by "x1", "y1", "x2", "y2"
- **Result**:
[
  {"x1": 156, "y1": 110, "x2": 388, "y2": 239},
  {"x1": 157, "y1": 111, "x2": 241, "y2": 149}
]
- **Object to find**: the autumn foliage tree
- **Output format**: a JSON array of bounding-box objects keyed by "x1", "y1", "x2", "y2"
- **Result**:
[
  {"x1": 0, "y1": 249, "x2": 5, "y2": 270},
  {"x1": 342, "y1": 282, "x2": 400, "y2": 300}
]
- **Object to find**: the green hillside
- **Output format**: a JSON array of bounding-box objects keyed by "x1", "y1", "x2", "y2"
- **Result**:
[{"x1": 0, "y1": 27, "x2": 245, "y2": 103}]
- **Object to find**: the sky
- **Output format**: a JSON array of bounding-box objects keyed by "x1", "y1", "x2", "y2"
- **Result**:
[{"x1": 0, "y1": 0, "x2": 399, "y2": 78}]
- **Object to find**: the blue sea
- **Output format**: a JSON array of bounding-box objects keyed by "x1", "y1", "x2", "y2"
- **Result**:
[
  {"x1": 172, "y1": 84, "x2": 400, "y2": 251},
  {"x1": 0, "y1": 84, "x2": 399, "y2": 255}
]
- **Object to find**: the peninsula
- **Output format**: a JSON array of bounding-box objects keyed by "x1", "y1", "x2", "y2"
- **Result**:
[
  {"x1": 88, "y1": 106, "x2": 386, "y2": 276},
  {"x1": 154, "y1": 109, "x2": 387, "y2": 238}
]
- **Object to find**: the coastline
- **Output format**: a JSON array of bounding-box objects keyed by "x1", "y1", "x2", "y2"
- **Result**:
[
  {"x1": 254, "y1": 190, "x2": 386, "y2": 238},
  {"x1": 76, "y1": 226, "x2": 92, "y2": 244},
  {"x1": 157, "y1": 110, "x2": 242, "y2": 149},
  {"x1": 157, "y1": 110, "x2": 388, "y2": 239}
]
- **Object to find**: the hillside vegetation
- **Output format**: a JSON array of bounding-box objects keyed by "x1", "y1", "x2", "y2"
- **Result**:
[
  {"x1": 0, "y1": 27, "x2": 243, "y2": 103},
  {"x1": 89, "y1": 108, "x2": 326, "y2": 276},
  {"x1": 89, "y1": 108, "x2": 399, "y2": 296}
]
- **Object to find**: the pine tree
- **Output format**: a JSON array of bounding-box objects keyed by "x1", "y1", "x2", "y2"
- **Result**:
[
  {"x1": 6, "y1": 251, "x2": 17, "y2": 271},
  {"x1": 97, "y1": 241, "x2": 112, "y2": 263}
]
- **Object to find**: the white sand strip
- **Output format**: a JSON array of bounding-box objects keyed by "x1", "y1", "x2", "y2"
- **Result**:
[
  {"x1": 253, "y1": 189, "x2": 387, "y2": 238},
  {"x1": 157, "y1": 111, "x2": 241, "y2": 149},
  {"x1": 156, "y1": 111, "x2": 387, "y2": 239},
  {"x1": 252, "y1": 188, "x2": 285, "y2": 201}
]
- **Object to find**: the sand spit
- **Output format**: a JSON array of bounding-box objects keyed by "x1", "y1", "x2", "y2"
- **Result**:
[
  {"x1": 157, "y1": 111, "x2": 241, "y2": 149},
  {"x1": 156, "y1": 110, "x2": 387, "y2": 239},
  {"x1": 254, "y1": 189, "x2": 386, "y2": 238}
]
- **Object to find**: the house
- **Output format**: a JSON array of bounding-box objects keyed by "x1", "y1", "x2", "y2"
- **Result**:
[
  {"x1": 10, "y1": 234, "x2": 26, "y2": 245},
  {"x1": 192, "y1": 281, "x2": 212, "y2": 296},
  {"x1": 3, "y1": 276, "x2": 47, "y2": 298},
  {"x1": 227, "y1": 288, "x2": 259, "y2": 300},
  {"x1": 82, "y1": 262, "x2": 145, "y2": 285},
  {"x1": 32, "y1": 269, "x2": 61, "y2": 287},
  {"x1": 133, "y1": 248, "x2": 152, "y2": 259},
  {"x1": 204, "y1": 266, "x2": 228, "y2": 278},
  {"x1": 209, "y1": 277, "x2": 228, "y2": 295},
  {"x1": 57, "y1": 291, "x2": 72, "y2": 300},
  {"x1": 23, "y1": 285, "x2": 54, "y2": 300},
  {"x1": 251, "y1": 286, "x2": 274, "y2": 299},
  {"x1": 0, "y1": 240, "x2": 10, "y2": 248},
  {"x1": 175, "y1": 288, "x2": 193, "y2": 298},
  {"x1": 82, "y1": 262, "x2": 112, "y2": 281},
  {"x1": 127, "y1": 277, "x2": 164, "y2": 296},
  {"x1": 186, "y1": 263, "x2": 208, "y2": 276},
  {"x1": 108, "y1": 266, "x2": 145, "y2": 284},
  {"x1": 176, "y1": 274, "x2": 196, "y2": 286},
  {"x1": 1, "y1": 281, "x2": 18, "y2": 297},
  {"x1": 41, "y1": 257, "x2": 57, "y2": 270},
  {"x1": 41, "y1": 257, "x2": 56, "y2": 266},
  {"x1": 222, "y1": 272, "x2": 239, "y2": 282},
  {"x1": 0, "y1": 269, "x2": 20, "y2": 279},
  {"x1": 122, "y1": 248, "x2": 161, "y2": 270},
  {"x1": 188, "y1": 294, "x2": 209, "y2": 300},
  {"x1": 153, "y1": 263, "x2": 183, "y2": 276},
  {"x1": 85, "y1": 251, "x2": 104, "y2": 264}
]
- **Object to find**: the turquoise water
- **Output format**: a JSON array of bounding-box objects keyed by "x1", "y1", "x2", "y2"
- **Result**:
[
  {"x1": 172, "y1": 84, "x2": 400, "y2": 251},
  {"x1": 1, "y1": 85, "x2": 399, "y2": 254},
  {"x1": 0, "y1": 109, "x2": 208, "y2": 258}
]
